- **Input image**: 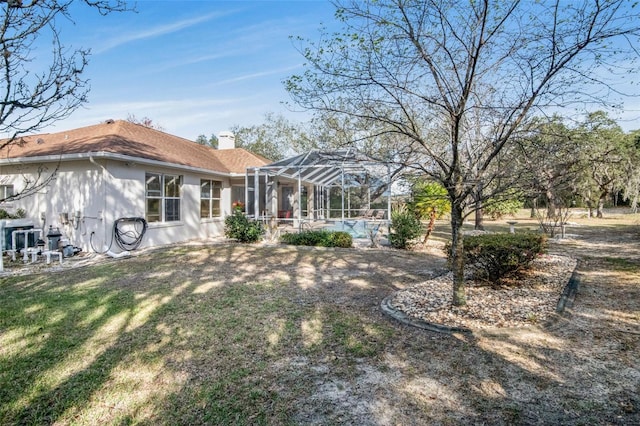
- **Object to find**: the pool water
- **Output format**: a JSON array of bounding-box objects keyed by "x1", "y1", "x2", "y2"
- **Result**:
[{"x1": 325, "y1": 220, "x2": 376, "y2": 238}]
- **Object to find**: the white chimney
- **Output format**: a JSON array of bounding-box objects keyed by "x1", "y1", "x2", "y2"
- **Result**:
[{"x1": 218, "y1": 131, "x2": 235, "y2": 150}]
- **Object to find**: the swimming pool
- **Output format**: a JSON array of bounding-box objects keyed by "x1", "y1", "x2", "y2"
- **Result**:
[{"x1": 324, "y1": 220, "x2": 378, "y2": 238}]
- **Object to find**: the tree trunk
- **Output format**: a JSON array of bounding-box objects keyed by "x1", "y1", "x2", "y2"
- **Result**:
[
  {"x1": 530, "y1": 197, "x2": 537, "y2": 218},
  {"x1": 450, "y1": 203, "x2": 466, "y2": 306},
  {"x1": 596, "y1": 193, "x2": 606, "y2": 218},
  {"x1": 473, "y1": 185, "x2": 484, "y2": 230},
  {"x1": 586, "y1": 190, "x2": 593, "y2": 218},
  {"x1": 474, "y1": 203, "x2": 484, "y2": 230},
  {"x1": 546, "y1": 189, "x2": 556, "y2": 218},
  {"x1": 422, "y1": 209, "x2": 437, "y2": 244},
  {"x1": 585, "y1": 200, "x2": 594, "y2": 218}
]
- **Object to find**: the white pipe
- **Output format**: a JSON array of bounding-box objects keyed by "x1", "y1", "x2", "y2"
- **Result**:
[
  {"x1": 12, "y1": 229, "x2": 43, "y2": 262},
  {"x1": 106, "y1": 250, "x2": 130, "y2": 258}
]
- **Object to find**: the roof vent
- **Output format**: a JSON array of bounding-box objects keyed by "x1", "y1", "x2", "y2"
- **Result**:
[
  {"x1": 218, "y1": 131, "x2": 235, "y2": 150},
  {"x1": 105, "y1": 119, "x2": 115, "y2": 124}
]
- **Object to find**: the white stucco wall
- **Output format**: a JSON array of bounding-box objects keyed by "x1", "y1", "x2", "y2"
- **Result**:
[
  {"x1": 0, "y1": 159, "x2": 105, "y2": 252},
  {"x1": 0, "y1": 157, "x2": 233, "y2": 254}
]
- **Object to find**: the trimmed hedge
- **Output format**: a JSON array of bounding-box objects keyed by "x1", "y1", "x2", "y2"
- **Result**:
[
  {"x1": 280, "y1": 230, "x2": 353, "y2": 248},
  {"x1": 447, "y1": 232, "x2": 547, "y2": 283}
]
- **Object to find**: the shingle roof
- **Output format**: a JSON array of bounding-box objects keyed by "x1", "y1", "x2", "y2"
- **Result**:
[
  {"x1": 0, "y1": 120, "x2": 270, "y2": 174},
  {"x1": 213, "y1": 148, "x2": 271, "y2": 174}
]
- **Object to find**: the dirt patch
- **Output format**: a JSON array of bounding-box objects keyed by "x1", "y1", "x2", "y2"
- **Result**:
[
  {"x1": 283, "y1": 216, "x2": 640, "y2": 425},
  {"x1": 3, "y1": 213, "x2": 639, "y2": 425}
]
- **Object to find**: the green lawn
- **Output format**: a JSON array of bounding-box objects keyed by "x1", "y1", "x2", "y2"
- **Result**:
[
  {"x1": 0, "y1": 247, "x2": 396, "y2": 425},
  {"x1": 1, "y1": 212, "x2": 638, "y2": 425}
]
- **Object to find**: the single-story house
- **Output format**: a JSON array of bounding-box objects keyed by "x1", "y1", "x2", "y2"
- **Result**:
[{"x1": 0, "y1": 119, "x2": 270, "y2": 253}]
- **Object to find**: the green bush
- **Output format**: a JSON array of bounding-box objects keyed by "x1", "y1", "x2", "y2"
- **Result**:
[
  {"x1": 389, "y1": 205, "x2": 422, "y2": 249},
  {"x1": 328, "y1": 231, "x2": 353, "y2": 248},
  {"x1": 280, "y1": 230, "x2": 352, "y2": 248},
  {"x1": 224, "y1": 211, "x2": 265, "y2": 243},
  {"x1": 447, "y1": 233, "x2": 547, "y2": 284},
  {"x1": 0, "y1": 208, "x2": 26, "y2": 219},
  {"x1": 409, "y1": 180, "x2": 451, "y2": 219},
  {"x1": 483, "y1": 192, "x2": 524, "y2": 219}
]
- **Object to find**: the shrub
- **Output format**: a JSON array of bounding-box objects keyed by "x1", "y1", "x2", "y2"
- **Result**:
[
  {"x1": 224, "y1": 211, "x2": 265, "y2": 243},
  {"x1": 483, "y1": 192, "x2": 524, "y2": 219},
  {"x1": 280, "y1": 230, "x2": 352, "y2": 248},
  {"x1": 447, "y1": 233, "x2": 547, "y2": 284},
  {"x1": 409, "y1": 180, "x2": 451, "y2": 219},
  {"x1": 0, "y1": 208, "x2": 26, "y2": 219},
  {"x1": 280, "y1": 230, "x2": 327, "y2": 246},
  {"x1": 389, "y1": 204, "x2": 422, "y2": 249},
  {"x1": 328, "y1": 231, "x2": 353, "y2": 248}
]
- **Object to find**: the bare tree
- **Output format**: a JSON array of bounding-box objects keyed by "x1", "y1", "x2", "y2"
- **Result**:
[
  {"x1": 286, "y1": 0, "x2": 640, "y2": 305},
  {"x1": 126, "y1": 113, "x2": 165, "y2": 132},
  {"x1": 0, "y1": 1, "x2": 129, "y2": 201},
  {"x1": 231, "y1": 112, "x2": 314, "y2": 161}
]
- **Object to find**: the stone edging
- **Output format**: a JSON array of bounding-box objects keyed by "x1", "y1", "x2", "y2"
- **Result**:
[
  {"x1": 556, "y1": 268, "x2": 580, "y2": 313},
  {"x1": 380, "y1": 264, "x2": 581, "y2": 334},
  {"x1": 380, "y1": 294, "x2": 472, "y2": 334}
]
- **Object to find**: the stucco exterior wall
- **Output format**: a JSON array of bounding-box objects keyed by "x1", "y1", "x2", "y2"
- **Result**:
[
  {"x1": 0, "y1": 158, "x2": 232, "y2": 254},
  {"x1": 0, "y1": 160, "x2": 105, "y2": 252}
]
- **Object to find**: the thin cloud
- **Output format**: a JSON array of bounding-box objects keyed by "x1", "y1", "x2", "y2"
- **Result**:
[
  {"x1": 95, "y1": 11, "x2": 233, "y2": 54},
  {"x1": 152, "y1": 50, "x2": 244, "y2": 73},
  {"x1": 213, "y1": 65, "x2": 302, "y2": 86}
]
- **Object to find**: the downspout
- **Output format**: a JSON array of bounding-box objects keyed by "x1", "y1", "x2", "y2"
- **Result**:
[{"x1": 89, "y1": 156, "x2": 108, "y2": 252}]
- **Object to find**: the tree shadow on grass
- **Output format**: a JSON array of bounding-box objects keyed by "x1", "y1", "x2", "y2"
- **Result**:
[{"x1": 2, "y1": 231, "x2": 637, "y2": 425}]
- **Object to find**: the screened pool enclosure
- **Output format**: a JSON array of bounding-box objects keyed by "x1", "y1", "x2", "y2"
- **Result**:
[{"x1": 244, "y1": 149, "x2": 392, "y2": 231}]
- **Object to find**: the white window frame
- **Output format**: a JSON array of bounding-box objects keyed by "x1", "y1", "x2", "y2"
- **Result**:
[
  {"x1": 0, "y1": 185, "x2": 14, "y2": 200},
  {"x1": 145, "y1": 173, "x2": 182, "y2": 223},
  {"x1": 200, "y1": 179, "x2": 222, "y2": 219}
]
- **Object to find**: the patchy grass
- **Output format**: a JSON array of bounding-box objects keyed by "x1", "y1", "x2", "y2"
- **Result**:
[
  {"x1": 0, "y1": 245, "x2": 405, "y2": 425},
  {"x1": 1, "y1": 213, "x2": 639, "y2": 425},
  {"x1": 600, "y1": 256, "x2": 640, "y2": 272}
]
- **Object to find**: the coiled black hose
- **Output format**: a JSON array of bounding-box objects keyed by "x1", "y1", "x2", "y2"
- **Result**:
[{"x1": 113, "y1": 217, "x2": 148, "y2": 251}]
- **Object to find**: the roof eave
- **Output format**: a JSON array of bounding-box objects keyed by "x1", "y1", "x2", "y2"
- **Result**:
[{"x1": 0, "y1": 151, "x2": 234, "y2": 177}]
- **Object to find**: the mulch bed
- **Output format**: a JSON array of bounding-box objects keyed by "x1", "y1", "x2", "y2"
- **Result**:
[{"x1": 388, "y1": 254, "x2": 577, "y2": 330}]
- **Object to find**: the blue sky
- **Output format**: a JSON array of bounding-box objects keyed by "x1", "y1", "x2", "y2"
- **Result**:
[
  {"x1": 48, "y1": 0, "x2": 338, "y2": 140},
  {"x1": 45, "y1": 1, "x2": 639, "y2": 140}
]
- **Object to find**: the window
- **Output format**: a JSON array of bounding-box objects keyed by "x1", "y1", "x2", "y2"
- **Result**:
[
  {"x1": 145, "y1": 173, "x2": 182, "y2": 223},
  {"x1": 231, "y1": 185, "x2": 245, "y2": 205},
  {"x1": 231, "y1": 185, "x2": 246, "y2": 212},
  {"x1": 200, "y1": 179, "x2": 221, "y2": 219},
  {"x1": 0, "y1": 185, "x2": 14, "y2": 200}
]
